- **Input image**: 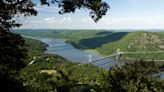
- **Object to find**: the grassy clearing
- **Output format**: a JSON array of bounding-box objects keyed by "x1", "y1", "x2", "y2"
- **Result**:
[{"x1": 84, "y1": 49, "x2": 100, "y2": 55}]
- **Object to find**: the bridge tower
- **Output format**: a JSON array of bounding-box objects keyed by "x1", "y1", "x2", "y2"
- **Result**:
[
  {"x1": 88, "y1": 54, "x2": 93, "y2": 63},
  {"x1": 116, "y1": 48, "x2": 121, "y2": 60}
]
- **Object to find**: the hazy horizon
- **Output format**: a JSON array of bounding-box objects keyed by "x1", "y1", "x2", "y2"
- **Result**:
[{"x1": 13, "y1": 28, "x2": 164, "y2": 32}]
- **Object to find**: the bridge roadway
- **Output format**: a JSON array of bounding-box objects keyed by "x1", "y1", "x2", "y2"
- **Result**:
[
  {"x1": 124, "y1": 51, "x2": 164, "y2": 54},
  {"x1": 91, "y1": 54, "x2": 118, "y2": 63}
]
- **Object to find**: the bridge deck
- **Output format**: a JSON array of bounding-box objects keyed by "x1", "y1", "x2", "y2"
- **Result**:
[{"x1": 92, "y1": 54, "x2": 117, "y2": 63}]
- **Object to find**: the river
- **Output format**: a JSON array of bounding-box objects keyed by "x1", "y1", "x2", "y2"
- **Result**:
[{"x1": 40, "y1": 38, "x2": 124, "y2": 69}]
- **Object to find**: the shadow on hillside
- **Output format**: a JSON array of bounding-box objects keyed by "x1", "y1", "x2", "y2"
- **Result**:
[
  {"x1": 95, "y1": 31, "x2": 113, "y2": 36},
  {"x1": 74, "y1": 32, "x2": 129, "y2": 49}
]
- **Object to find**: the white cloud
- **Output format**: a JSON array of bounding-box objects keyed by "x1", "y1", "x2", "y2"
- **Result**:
[
  {"x1": 98, "y1": 16, "x2": 164, "y2": 29},
  {"x1": 34, "y1": 6, "x2": 59, "y2": 13},
  {"x1": 60, "y1": 17, "x2": 72, "y2": 24},
  {"x1": 127, "y1": 0, "x2": 149, "y2": 4},
  {"x1": 44, "y1": 17, "x2": 55, "y2": 21},
  {"x1": 44, "y1": 17, "x2": 56, "y2": 23}
]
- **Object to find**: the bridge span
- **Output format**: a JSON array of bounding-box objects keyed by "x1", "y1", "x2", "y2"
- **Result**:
[{"x1": 87, "y1": 48, "x2": 164, "y2": 63}]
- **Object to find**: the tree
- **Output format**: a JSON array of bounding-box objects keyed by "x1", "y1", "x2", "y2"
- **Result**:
[
  {"x1": 0, "y1": 31, "x2": 28, "y2": 91},
  {"x1": 0, "y1": 0, "x2": 37, "y2": 30},
  {"x1": 106, "y1": 61, "x2": 164, "y2": 92},
  {"x1": 0, "y1": 0, "x2": 37, "y2": 91}
]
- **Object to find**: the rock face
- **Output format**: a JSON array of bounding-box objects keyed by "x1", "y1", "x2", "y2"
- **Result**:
[
  {"x1": 128, "y1": 32, "x2": 164, "y2": 52},
  {"x1": 29, "y1": 56, "x2": 36, "y2": 65},
  {"x1": 40, "y1": 70, "x2": 58, "y2": 75}
]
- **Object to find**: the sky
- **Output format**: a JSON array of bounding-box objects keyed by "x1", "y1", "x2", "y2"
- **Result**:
[{"x1": 19, "y1": 0, "x2": 164, "y2": 29}]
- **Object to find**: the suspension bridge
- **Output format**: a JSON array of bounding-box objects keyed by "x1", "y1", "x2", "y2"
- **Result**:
[{"x1": 87, "y1": 48, "x2": 164, "y2": 63}]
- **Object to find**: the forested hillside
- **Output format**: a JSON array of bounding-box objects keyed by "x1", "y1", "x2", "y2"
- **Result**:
[
  {"x1": 13, "y1": 29, "x2": 106, "y2": 39},
  {"x1": 97, "y1": 32, "x2": 164, "y2": 60},
  {"x1": 21, "y1": 37, "x2": 108, "y2": 92}
]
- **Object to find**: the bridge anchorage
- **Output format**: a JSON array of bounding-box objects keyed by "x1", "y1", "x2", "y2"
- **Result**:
[{"x1": 88, "y1": 48, "x2": 123, "y2": 63}]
